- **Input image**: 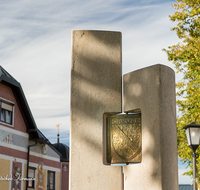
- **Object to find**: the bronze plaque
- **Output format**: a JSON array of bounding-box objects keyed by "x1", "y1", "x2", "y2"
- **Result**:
[{"x1": 106, "y1": 113, "x2": 141, "y2": 164}]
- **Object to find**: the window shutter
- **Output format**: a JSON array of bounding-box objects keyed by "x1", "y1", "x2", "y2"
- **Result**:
[{"x1": 2, "y1": 102, "x2": 12, "y2": 111}]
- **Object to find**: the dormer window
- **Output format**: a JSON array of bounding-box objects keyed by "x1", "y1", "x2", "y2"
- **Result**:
[{"x1": 0, "y1": 99, "x2": 14, "y2": 125}]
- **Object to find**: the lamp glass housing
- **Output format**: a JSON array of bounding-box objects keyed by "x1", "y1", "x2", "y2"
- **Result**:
[
  {"x1": 191, "y1": 128, "x2": 200, "y2": 145},
  {"x1": 185, "y1": 128, "x2": 191, "y2": 146},
  {"x1": 185, "y1": 127, "x2": 200, "y2": 146}
]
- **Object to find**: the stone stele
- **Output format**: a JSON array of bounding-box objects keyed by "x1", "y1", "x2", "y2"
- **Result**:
[
  {"x1": 123, "y1": 64, "x2": 178, "y2": 190},
  {"x1": 70, "y1": 30, "x2": 123, "y2": 190}
]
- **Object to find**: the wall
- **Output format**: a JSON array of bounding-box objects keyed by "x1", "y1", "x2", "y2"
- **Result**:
[
  {"x1": 0, "y1": 158, "x2": 10, "y2": 190},
  {"x1": 61, "y1": 162, "x2": 69, "y2": 190}
]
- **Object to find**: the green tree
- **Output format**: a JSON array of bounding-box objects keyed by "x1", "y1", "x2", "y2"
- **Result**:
[{"x1": 163, "y1": 0, "x2": 200, "y2": 185}]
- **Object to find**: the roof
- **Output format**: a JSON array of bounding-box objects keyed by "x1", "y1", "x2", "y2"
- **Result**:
[
  {"x1": 179, "y1": 184, "x2": 193, "y2": 190},
  {"x1": 37, "y1": 129, "x2": 51, "y2": 144},
  {"x1": 0, "y1": 66, "x2": 40, "y2": 140},
  {"x1": 0, "y1": 65, "x2": 68, "y2": 162},
  {"x1": 53, "y1": 143, "x2": 69, "y2": 162}
]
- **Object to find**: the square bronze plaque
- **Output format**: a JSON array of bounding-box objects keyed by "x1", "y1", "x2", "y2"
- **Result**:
[{"x1": 106, "y1": 113, "x2": 142, "y2": 164}]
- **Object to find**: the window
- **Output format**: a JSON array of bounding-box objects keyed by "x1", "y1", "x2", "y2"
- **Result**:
[
  {"x1": 28, "y1": 167, "x2": 35, "y2": 188},
  {"x1": 0, "y1": 100, "x2": 13, "y2": 125},
  {"x1": 47, "y1": 171, "x2": 55, "y2": 190}
]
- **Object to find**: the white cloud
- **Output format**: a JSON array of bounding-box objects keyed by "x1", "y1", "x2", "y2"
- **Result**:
[{"x1": 179, "y1": 167, "x2": 193, "y2": 184}]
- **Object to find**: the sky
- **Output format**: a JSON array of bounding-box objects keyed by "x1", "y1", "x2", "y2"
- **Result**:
[{"x1": 0, "y1": 0, "x2": 193, "y2": 185}]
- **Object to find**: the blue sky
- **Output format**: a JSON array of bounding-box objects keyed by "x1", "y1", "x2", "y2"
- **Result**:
[{"x1": 0, "y1": 0, "x2": 193, "y2": 184}]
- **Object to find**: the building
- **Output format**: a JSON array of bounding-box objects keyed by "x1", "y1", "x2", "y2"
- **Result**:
[
  {"x1": 0, "y1": 66, "x2": 69, "y2": 190},
  {"x1": 179, "y1": 184, "x2": 193, "y2": 190},
  {"x1": 53, "y1": 142, "x2": 69, "y2": 190}
]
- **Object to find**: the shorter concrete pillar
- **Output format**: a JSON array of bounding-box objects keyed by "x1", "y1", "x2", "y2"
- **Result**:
[{"x1": 123, "y1": 64, "x2": 178, "y2": 190}]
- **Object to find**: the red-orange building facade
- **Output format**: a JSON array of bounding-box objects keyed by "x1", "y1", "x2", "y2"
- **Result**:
[{"x1": 0, "y1": 66, "x2": 69, "y2": 190}]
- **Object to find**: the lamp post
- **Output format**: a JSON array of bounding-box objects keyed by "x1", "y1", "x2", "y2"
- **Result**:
[{"x1": 183, "y1": 122, "x2": 200, "y2": 190}]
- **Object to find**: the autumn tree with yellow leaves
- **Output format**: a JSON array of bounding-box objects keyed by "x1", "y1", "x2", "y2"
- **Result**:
[{"x1": 163, "y1": 0, "x2": 200, "y2": 184}]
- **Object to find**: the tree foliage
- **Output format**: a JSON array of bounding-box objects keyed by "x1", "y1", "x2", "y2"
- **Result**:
[{"x1": 163, "y1": 0, "x2": 200, "y2": 184}]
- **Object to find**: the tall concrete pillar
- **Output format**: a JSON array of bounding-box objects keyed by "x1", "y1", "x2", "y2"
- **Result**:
[
  {"x1": 123, "y1": 64, "x2": 178, "y2": 190},
  {"x1": 70, "y1": 30, "x2": 122, "y2": 190}
]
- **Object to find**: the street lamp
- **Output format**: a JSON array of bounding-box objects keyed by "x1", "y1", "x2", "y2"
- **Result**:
[{"x1": 183, "y1": 122, "x2": 200, "y2": 190}]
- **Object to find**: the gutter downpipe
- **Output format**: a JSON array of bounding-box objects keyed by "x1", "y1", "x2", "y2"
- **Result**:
[{"x1": 26, "y1": 140, "x2": 37, "y2": 190}]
